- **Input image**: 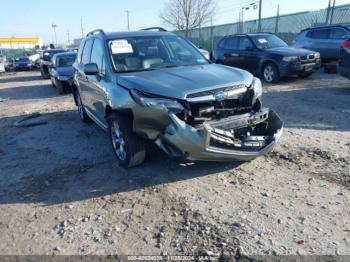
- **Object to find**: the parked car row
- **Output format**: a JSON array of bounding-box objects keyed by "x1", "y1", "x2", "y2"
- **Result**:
[{"x1": 212, "y1": 24, "x2": 350, "y2": 83}]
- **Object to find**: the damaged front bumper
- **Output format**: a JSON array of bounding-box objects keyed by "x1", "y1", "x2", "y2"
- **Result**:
[{"x1": 156, "y1": 109, "x2": 283, "y2": 162}]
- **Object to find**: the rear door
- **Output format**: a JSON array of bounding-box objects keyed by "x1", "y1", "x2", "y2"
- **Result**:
[
  {"x1": 236, "y1": 36, "x2": 260, "y2": 73},
  {"x1": 303, "y1": 29, "x2": 330, "y2": 58},
  {"x1": 328, "y1": 27, "x2": 350, "y2": 59},
  {"x1": 221, "y1": 36, "x2": 240, "y2": 67}
]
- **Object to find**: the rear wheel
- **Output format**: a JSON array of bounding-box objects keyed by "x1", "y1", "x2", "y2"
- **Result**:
[
  {"x1": 108, "y1": 114, "x2": 146, "y2": 167},
  {"x1": 263, "y1": 62, "x2": 280, "y2": 83},
  {"x1": 56, "y1": 80, "x2": 65, "y2": 94},
  {"x1": 298, "y1": 71, "x2": 313, "y2": 78},
  {"x1": 76, "y1": 92, "x2": 92, "y2": 123}
]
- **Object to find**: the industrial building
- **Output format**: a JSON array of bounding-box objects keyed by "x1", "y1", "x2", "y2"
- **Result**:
[{"x1": 0, "y1": 37, "x2": 43, "y2": 49}]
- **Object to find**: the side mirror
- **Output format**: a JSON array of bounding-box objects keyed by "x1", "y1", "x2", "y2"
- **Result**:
[{"x1": 84, "y1": 63, "x2": 99, "y2": 75}]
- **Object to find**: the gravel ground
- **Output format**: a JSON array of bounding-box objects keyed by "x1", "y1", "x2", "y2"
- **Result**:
[{"x1": 0, "y1": 70, "x2": 349, "y2": 258}]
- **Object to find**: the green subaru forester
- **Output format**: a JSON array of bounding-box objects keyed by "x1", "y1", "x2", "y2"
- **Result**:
[{"x1": 72, "y1": 28, "x2": 283, "y2": 167}]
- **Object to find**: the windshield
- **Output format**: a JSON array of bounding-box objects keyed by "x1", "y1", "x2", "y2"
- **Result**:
[
  {"x1": 15, "y1": 57, "x2": 30, "y2": 62},
  {"x1": 108, "y1": 35, "x2": 208, "y2": 73},
  {"x1": 56, "y1": 54, "x2": 76, "y2": 67},
  {"x1": 250, "y1": 34, "x2": 288, "y2": 49}
]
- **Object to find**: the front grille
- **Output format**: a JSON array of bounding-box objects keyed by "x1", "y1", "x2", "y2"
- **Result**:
[
  {"x1": 186, "y1": 84, "x2": 247, "y2": 99},
  {"x1": 299, "y1": 54, "x2": 316, "y2": 64}
]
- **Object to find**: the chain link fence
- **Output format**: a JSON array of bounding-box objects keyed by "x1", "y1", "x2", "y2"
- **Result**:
[{"x1": 175, "y1": 4, "x2": 350, "y2": 51}]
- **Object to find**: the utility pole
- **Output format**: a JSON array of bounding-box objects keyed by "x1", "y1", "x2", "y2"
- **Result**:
[
  {"x1": 80, "y1": 18, "x2": 84, "y2": 38},
  {"x1": 258, "y1": 0, "x2": 262, "y2": 32},
  {"x1": 241, "y1": 8, "x2": 244, "y2": 33},
  {"x1": 51, "y1": 23, "x2": 57, "y2": 47},
  {"x1": 275, "y1": 4, "x2": 280, "y2": 34},
  {"x1": 67, "y1": 30, "x2": 70, "y2": 46},
  {"x1": 210, "y1": 16, "x2": 214, "y2": 51},
  {"x1": 325, "y1": 0, "x2": 332, "y2": 24},
  {"x1": 125, "y1": 10, "x2": 130, "y2": 31},
  {"x1": 330, "y1": 0, "x2": 336, "y2": 24}
]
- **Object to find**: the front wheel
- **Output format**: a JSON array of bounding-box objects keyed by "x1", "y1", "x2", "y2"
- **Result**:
[
  {"x1": 263, "y1": 63, "x2": 280, "y2": 83},
  {"x1": 76, "y1": 91, "x2": 92, "y2": 123},
  {"x1": 56, "y1": 80, "x2": 65, "y2": 94},
  {"x1": 108, "y1": 114, "x2": 146, "y2": 167}
]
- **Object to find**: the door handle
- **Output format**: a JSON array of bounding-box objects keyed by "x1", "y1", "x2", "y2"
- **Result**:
[{"x1": 230, "y1": 53, "x2": 240, "y2": 57}]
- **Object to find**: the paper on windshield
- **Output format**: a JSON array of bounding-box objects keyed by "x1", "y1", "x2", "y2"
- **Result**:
[
  {"x1": 111, "y1": 40, "x2": 133, "y2": 54},
  {"x1": 257, "y1": 38, "x2": 268, "y2": 44}
]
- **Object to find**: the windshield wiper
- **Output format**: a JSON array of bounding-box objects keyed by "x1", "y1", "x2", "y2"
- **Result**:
[{"x1": 117, "y1": 68, "x2": 155, "y2": 73}]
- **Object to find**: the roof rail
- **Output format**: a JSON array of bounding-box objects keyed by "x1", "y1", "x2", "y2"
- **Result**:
[
  {"x1": 301, "y1": 24, "x2": 349, "y2": 32},
  {"x1": 140, "y1": 27, "x2": 167, "y2": 32},
  {"x1": 86, "y1": 29, "x2": 106, "y2": 37}
]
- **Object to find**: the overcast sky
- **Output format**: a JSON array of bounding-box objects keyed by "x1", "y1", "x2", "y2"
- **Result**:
[{"x1": 0, "y1": 0, "x2": 349, "y2": 44}]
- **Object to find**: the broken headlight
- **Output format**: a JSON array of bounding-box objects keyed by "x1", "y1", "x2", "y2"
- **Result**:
[
  {"x1": 252, "y1": 77, "x2": 262, "y2": 98},
  {"x1": 130, "y1": 89, "x2": 184, "y2": 113}
]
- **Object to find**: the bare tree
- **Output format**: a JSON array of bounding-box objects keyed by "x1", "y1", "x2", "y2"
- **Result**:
[{"x1": 159, "y1": 0, "x2": 215, "y2": 34}]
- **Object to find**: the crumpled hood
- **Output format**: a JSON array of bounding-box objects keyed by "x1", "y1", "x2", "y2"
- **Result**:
[
  {"x1": 267, "y1": 46, "x2": 316, "y2": 56},
  {"x1": 57, "y1": 67, "x2": 73, "y2": 77},
  {"x1": 117, "y1": 64, "x2": 253, "y2": 100}
]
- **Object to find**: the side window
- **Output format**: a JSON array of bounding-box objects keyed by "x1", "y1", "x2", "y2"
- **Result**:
[
  {"x1": 330, "y1": 28, "x2": 348, "y2": 39},
  {"x1": 90, "y1": 39, "x2": 104, "y2": 73},
  {"x1": 308, "y1": 29, "x2": 330, "y2": 39},
  {"x1": 81, "y1": 38, "x2": 94, "y2": 64},
  {"x1": 77, "y1": 40, "x2": 85, "y2": 64},
  {"x1": 238, "y1": 37, "x2": 253, "y2": 50},
  {"x1": 218, "y1": 39, "x2": 227, "y2": 48},
  {"x1": 225, "y1": 37, "x2": 238, "y2": 49}
]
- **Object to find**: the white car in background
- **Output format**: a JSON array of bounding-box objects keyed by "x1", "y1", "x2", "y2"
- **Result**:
[{"x1": 0, "y1": 56, "x2": 6, "y2": 72}]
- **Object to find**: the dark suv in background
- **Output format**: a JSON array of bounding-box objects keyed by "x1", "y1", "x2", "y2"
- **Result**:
[
  {"x1": 293, "y1": 24, "x2": 350, "y2": 63},
  {"x1": 212, "y1": 33, "x2": 320, "y2": 83}
]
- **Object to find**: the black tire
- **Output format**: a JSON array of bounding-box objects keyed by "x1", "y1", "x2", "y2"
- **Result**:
[
  {"x1": 324, "y1": 65, "x2": 338, "y2": 74},
  {"x1": 108, "y1": 113, "x2": 146, "y2": 167},
  {"x1": 56, "y1": 80, "x2": 65, "y2": 94},
  {"x1": 51, "y1": 77, "x2": 56, "y2": 87},
  {"x1": 262, "y1": 62, "x2": 280, "y2": 83},
  {"x1": 298, "y1": 71, "x2": 313, "y2": 78},
  {"x1": 76, "y1": 91, "x2": 92, "y2": 123}
]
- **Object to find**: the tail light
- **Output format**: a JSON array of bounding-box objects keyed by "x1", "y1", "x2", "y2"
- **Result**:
[{"x1": 340, "y1": 39, "x2": 350, "y2": 49}]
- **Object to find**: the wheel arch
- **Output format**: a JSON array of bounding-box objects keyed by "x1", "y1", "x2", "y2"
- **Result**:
[{"x1": 260, "y1": 59, "x2": 279, "y2": 75}]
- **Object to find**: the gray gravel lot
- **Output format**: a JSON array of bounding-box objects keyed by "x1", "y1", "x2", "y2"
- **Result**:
[{"x1": 0, "y1": 70, "x2": 349, "y2": 258}]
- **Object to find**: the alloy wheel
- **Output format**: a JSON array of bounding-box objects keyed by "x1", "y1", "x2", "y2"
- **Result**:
[
  {"x1": 110, "y1": 121, "x2": 127, "y2": 161},
  {"x1": 264, "y1": 65, "x2": 274, "y2": 82}
]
